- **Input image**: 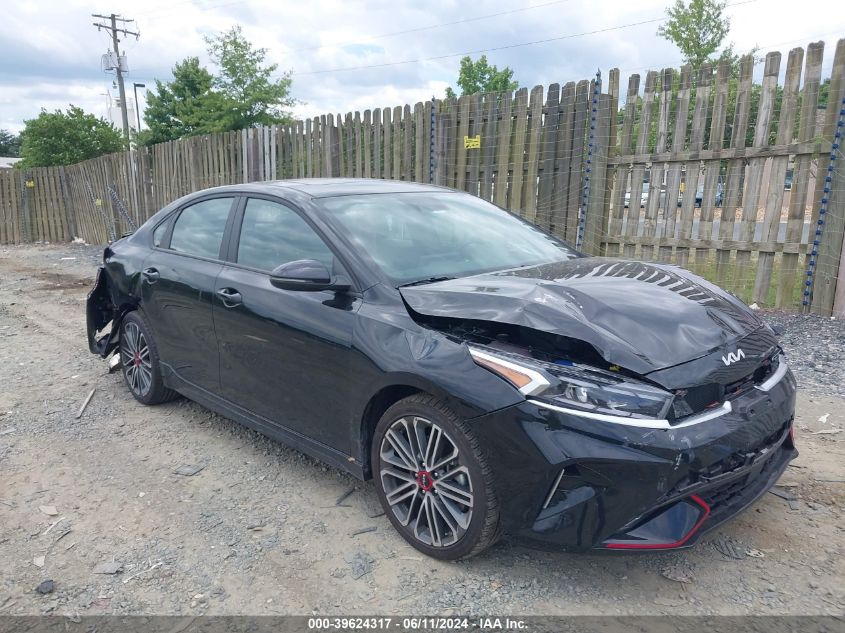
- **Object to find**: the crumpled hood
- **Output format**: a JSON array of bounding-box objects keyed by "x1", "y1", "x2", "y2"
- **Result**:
[{"x1": 400, "y1": 258, "x2": 764, "y2": 375}]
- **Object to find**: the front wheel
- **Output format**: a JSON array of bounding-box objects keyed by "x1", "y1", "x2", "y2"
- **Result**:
[
  {"x1": 372, "y1": 394, "x2": 500, "y2": 560},
  {"x1": 119, "y1": 311, "x2": 178, "y2": 405}
]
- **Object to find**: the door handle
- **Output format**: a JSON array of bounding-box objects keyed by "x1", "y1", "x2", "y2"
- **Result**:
[
  {"x1": 142, "y1": 267, "x2": 160, "y2": 283},
  {"x1": 216, "y1": 287, "x2": 242, "y2": 307}
]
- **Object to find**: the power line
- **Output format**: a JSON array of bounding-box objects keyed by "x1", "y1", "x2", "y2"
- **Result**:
[
  {"x1": 288, "y1": 0, "x2": 575, "y2": 53},
  {"x1": 134, "y1": 0, "x2": 245, "y2": 19},
  {"x1": 291, "y1": 0, "x2": 758, "y2": 77},
  {"x1": 292, "y1": 16, "x2": 668, "y2": 76}
]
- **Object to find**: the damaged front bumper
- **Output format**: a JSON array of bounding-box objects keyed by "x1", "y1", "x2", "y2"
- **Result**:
[{"x1": 468, "y1": 365, "x2": 797, "y2": 551}]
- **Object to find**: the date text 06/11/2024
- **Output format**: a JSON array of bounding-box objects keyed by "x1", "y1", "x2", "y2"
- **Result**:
[{"x1": 307, "y1": 617, "x2": 529, "y2": 630}]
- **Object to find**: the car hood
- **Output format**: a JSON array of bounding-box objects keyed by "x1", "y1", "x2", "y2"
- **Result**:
[{"x1": 399, "y1": 258, "x2": 764, "y2": 375}]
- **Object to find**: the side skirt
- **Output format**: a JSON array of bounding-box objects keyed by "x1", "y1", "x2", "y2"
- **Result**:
[{"x1": 161, "y1": 363, "x2": 365, "y2": 480}]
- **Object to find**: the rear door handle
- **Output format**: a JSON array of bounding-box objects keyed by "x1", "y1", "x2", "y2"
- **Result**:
[
  {"x1": 142, "y1": 267, "x2": 160, "y2": 283},
  {"x1": 216, "y1": 287, "x2": 242, "y2": 307}
]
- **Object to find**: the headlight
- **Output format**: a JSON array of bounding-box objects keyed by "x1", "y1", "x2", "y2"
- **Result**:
[{"x1": 468, "y1": 345, "x2": 673, "y2": 420}]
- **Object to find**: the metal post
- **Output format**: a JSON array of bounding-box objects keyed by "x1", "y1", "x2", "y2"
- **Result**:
[
  {"x1": 803, "y1": 93, "x2": 845, "y2": 311},
  {"x1": 577, "y1": 70, "x2": 601, "y2": 251},
  {"x1": 133, "y1": 82, "x2": 145, "y2": 133},
  {"x1": 19, "y1": 171, "x2": 32, "y2": 243},
  {"x1": 429, "y1": 96, "x2": 437, "y2": 184}
]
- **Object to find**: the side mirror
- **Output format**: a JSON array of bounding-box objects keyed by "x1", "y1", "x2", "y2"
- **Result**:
[{"x1": 269, "y1": 259, "x2": 350, "y2": 292}]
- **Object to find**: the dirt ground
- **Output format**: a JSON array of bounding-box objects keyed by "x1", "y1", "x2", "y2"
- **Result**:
[{"x1": 0, "y1": 243, "x2": 843, "y2": 617}]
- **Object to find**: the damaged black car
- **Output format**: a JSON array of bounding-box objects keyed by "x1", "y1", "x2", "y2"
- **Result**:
[{"x1": 87, "y1": 179, "x2": 796, "y2": 560}]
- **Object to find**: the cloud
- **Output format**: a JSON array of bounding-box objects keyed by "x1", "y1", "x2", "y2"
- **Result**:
[{"x1": 0, "y1": 0, "x2": 842, "y2": 134}]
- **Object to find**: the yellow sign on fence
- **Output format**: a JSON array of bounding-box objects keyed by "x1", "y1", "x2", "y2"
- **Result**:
[
  {"x1": 25, "y1": 180, "x2": 34, "y2": 188},
  {"x1": 464, "y1": 135, "x2": 481, "y2": 149}
]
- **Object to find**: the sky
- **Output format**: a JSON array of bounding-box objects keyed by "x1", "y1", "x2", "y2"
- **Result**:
[{"x1": 0, "y1": 0, "x2": 843, "y2": 134}]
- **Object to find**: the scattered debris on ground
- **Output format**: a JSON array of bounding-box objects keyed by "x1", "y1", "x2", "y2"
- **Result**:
[
  {"x1": 35, "y1": 580, "x2": 54, "y2": 595},
  {"x1": 75, "y1": 388, "x2": 96, "y2": 419},
  {"x1": 92, "y1": 561, "x2": 123, "y2": 575},
  {"x1": 173, "y1": 464, "x2": 204, "y2": 477}
]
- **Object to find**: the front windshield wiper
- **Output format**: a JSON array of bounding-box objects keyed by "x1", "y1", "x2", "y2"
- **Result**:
[{"x1": 398, "y1": 276, "x2": 457, "y2": 288}]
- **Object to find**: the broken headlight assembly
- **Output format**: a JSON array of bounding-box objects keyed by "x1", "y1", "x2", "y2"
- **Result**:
[{"x1": 468, "y1": 345, "x2": 673, "y2": 421}]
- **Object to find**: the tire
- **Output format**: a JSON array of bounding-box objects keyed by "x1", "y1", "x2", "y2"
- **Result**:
[
  {"x1": 119, "y1": 310, "x2": 179, "y2": 405},
  {"x1": 371, "y1": 394, "x2": 500, "y2": 560}
]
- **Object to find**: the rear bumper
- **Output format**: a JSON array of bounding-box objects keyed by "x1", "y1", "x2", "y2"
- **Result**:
[{"x1": 467, "y1": 367, "x2": 797, "y2": 551}]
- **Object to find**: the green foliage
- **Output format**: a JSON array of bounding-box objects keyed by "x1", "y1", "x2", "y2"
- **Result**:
[
  {"x1": 139, "y1": 57, "x2": 226, "y2": 146},
  {"x1": 445, "y1": 55, "x2": 519, "y2": 99},
  {"x1": 204, "y1": 25, "x2": 295, "y2": 129},
  {"x1": 657, "y1": 0, "x2": 732, "y2": 70},
  {"x1": 18, "y1": 106, "x2": 123, "y2": 168},
  {"x1": 818, "y1": 78, "x2": 831, "y2": 109},
  {"x1": 0, "y1": 129, "x2": 21, "y2": 157},
  {"x1": 140, "y1": 27, "x2": 295, "y2": 146}
]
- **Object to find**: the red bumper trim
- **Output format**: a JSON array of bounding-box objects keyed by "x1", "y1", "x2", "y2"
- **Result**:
[{"x1": 604, "y1": 494, "x2": 711, "y2": 550}]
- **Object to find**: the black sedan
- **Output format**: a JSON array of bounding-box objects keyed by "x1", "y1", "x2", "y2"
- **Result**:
[{"x1": 87, "y1": 179, "x2": 796, "y2": 560}]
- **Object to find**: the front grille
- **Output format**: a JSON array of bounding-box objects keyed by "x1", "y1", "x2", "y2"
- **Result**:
[
  {"x1": 724, "y1": 353, "x2": 779, "y2": 400},
  {"x1": 670, "y1": 351, "x2": 781, "y2": 421}
]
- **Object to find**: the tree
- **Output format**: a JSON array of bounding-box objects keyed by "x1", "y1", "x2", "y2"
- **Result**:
[
  {"x1": 0, "y1": 129, "x2": 21, "y2": 157},
  {"x1": 17, "y1": 106, "x2": 123, "y2": 168},
  {"x1": 818, "y1": 78, "x2": 831, "y2": 110},
  {"x1": 445, "y1": 55, "x2": 519, "y2": 99},
  {"x1": 657, "y1": 0, "x2": 732, "y2": 70},
  {"x1": 139, "y1": 57, "x2": 226, "y2": 145},
  {"x1": 205, "y1": 25, "x2": 295, "y2": 129}
]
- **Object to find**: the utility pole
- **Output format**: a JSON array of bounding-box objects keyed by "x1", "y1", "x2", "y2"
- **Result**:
[{"x1": 93, "y1": 13, "x2": 139, "y2": 149}]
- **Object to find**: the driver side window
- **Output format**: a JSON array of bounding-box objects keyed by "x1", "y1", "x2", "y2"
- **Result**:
[{"x1": 236, "y1": 198, "x2": 334, "y2": 272}]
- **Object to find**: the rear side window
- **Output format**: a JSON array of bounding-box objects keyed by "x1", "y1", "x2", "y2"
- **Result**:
[
  {"x1": 237, "y1": 198, "x2": 334, "y2": 271},
  {"x1": 169, "y1": 198, "x2": 233, "y2": 259},
  {"x1": 152, "y1": 219, "x2": 169, "y2": 247}
]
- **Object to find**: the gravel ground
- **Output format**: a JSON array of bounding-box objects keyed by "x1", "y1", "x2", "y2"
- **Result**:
[
  {"x1": 0, "y1": 243, "x2": 843, "y2": 617},
  {"x1": 762, "y1": 311, "x2": 845, "y2": 399}
]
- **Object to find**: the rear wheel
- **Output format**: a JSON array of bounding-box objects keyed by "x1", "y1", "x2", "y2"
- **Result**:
[
  {"x1": 372, "y1": 394, "x2": 500, "y2": 560},
  {"x1": 119, "y1": 311, "x2": 178, "y2": 405}
]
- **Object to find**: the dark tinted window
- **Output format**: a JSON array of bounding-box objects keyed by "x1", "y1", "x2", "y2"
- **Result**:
[
  {"x1": 169, "y1": 198, "x2": 233, "y2": 259},
  {"x1": 152, "y1": 219, "x2": 169, "y2": 247},
  {"x1": 237, "y1": 199, "x2": 333, "y2": 271}
]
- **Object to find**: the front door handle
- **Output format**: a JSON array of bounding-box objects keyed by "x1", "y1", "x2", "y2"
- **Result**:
[
  {"x1": 142, "y1": 267, "x2": 160, "y2": 283},
  {"x1": 216, "y1": 287, "x2": 242, "y2": 307}
]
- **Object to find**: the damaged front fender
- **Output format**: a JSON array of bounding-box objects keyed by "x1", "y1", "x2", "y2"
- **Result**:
[{"x1": 86, "y1": 266, "x2": 133, "y2": 358}]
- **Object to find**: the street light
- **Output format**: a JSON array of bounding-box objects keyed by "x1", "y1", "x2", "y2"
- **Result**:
[{"x1": 132, "y1": 82, "x2": 146, "y2": 135}]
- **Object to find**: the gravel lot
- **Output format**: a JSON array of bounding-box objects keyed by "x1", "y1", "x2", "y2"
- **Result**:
[{"x1": 0, "y1": 243, "x2": 843, "y2": 617}]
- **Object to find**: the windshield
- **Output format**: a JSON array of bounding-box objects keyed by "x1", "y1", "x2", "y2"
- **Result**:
[{"x1": 316, "y1": 192, "x2": 579, "y2": 285}]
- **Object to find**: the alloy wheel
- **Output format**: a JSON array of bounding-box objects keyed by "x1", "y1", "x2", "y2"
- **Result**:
[
  {"x1": 121, "y1": 321, "x2": 152, "y2": 397},
  {"x1": 379, "y1": 416, "x2": 474, "y2": 547}
]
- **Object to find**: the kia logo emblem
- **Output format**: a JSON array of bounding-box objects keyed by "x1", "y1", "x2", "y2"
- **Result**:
[{"x1": 722, "y1": 349, "x2": 746, "y2": 366}]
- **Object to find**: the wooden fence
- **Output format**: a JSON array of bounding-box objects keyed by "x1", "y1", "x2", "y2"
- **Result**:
[
  {"x1": 605, "y1": 41, "x2": 845, "y2": 316},
  {"x1": 1, "y1": 38, "x2": 844, "y2": 316}
]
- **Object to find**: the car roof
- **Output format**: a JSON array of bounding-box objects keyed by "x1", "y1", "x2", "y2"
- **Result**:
[{"x1": 200, "y1": 178, "x2": 455, "y2": 199}]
